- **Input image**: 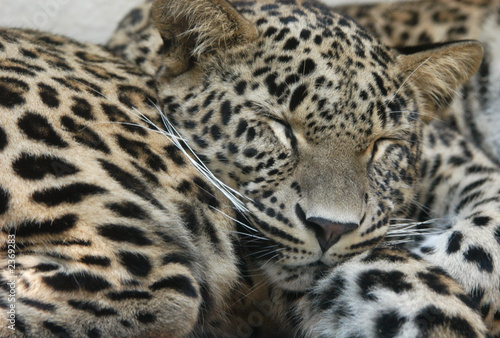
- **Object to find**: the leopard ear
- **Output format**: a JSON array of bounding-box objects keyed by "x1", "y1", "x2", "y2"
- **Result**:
[
  {"x1": 397, "y1": 40, "x2": 483, "y2": 119},
  {"x1": 152, "y1": 0, "x2": 259, "y2": 77}
]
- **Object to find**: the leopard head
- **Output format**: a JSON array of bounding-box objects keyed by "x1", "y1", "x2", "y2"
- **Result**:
[{"x1": 152, "y1": 0, "x2": 483, "y2": 290}]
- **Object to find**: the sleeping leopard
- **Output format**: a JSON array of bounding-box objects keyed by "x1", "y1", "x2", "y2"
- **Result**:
[{"x1": 0, "y1": 0, "x2": 498, "y2": 336}]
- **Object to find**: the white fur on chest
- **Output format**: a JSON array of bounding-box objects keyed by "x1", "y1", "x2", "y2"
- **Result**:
[{"x1": 476, "y1": 15, "x2": 500, "y2": 160}]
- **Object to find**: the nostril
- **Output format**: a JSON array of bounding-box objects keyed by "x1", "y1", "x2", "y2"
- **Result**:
[
  {"x1": 295, "y1": 204, "x2": 359, "y2": 252},
  {"x1": 306, "y1": 217, "x2": 358, "y2": 253}
]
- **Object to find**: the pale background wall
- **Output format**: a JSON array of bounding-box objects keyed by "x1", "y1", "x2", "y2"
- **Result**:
[{"x1": 0, "y1": 0, "x2": 405, "y2": 44}]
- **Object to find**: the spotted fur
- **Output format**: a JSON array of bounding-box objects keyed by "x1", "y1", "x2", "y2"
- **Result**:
[
  {"x1": 336, "y1": 0, "x2": 500, "y2": 164},
  {"x1": 0, "y1": 0, "x2": 493, "y2": 336}
]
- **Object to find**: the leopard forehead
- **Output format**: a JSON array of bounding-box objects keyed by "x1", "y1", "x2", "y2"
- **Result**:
[{"x1": 164, "y1": 1, "x2": 417, "y2": 148}]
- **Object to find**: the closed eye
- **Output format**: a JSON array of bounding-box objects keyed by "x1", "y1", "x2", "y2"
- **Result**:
[
  {"x1": 282, "y1": 122, "x2": 297, "y2": 149},
  {"x1": 249, "y1": 101, "x2": 297, "y2": 150},
  {"x1": 268, "y1": 117, "x2": 297, "y2": 150}
]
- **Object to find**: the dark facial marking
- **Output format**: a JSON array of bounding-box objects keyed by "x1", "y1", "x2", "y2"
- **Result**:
[
  {"x1": 289, "y1": 84, "x2": 308, "y2": 112},
  {"x1": 43, "y1": 322, "x2": 70, "y2": 337},
  {"x1": 162, "y1": 253, "x2": 193, "y2": 267},
  {"x1": 358, "y1": 269, "x2": 412, "y2": 301},
  {"x1": 71, "y1": 97, "x2": 95, "y2": 120},
  {"x1": 192, "y1": 177, "x2": 220, "y2": 209},
  {"x1": 417, "y1": 272, "x2": 450, "y2": 295},
  {"x1": 416, "y1": 306, "x2": 477, "y2": 338},
  {"x1": 19, "y1": 298, "x2": 56, "y2": 312},
  {"x1": 106, "y1": 290, "x2": 152, "y2": 301},
  {"x1": 136, "y1": 312, "x2": 156, "y2": 324},
  {"x1": 99, "y1": 159, "x2": 164, "y2": 209},
  {"x1": 60, "y1": 115, "x2": 111, "y2": 154},
  {"x1": 101, "y1": 103, "x2": 146, "y2": 135},
  {"x1": 312, "y1": 275, "x2": 346, "y2": 310},
  {"x1": 164, "y1": 145, "x2": 187, "y2": 166},
  {"x1": 221, "y1": 100, "x2": 232, "y2": 125},
  {"x1": 79, "y1": 256, "x2": 111, "y2": 267},
  {"x1": 361, "y1": 249, "x2": 407, "y2": 263},
  {"x1": 446, "y1": 231, "x2": 463, "y2": 254},
  {"x1": 116, "y1": 134, "x2": 167, "y2": 172},
  {"x1": 283, "y1": 37, "x2": 299, "y2": 50},
  {"x1": 298, "y1": 58, "x2": 316, "y2": 76},
  {"x1": 34, "y1": 263, "x2": 60, "y2": 272},
  {"x1": 471, "y1": 216, "x2": 491, "y2": 227},
  {"x1": 464, "y1": 246, "x2": 493, "y2": 273}
]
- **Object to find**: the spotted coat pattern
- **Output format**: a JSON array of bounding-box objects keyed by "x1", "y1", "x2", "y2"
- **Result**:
[
  {"x1": 337, "y1": 0, "x2": 500, "y2": 163},
  {"x1": 0, "y1": 0, "x2": 494, "y2": 336}
]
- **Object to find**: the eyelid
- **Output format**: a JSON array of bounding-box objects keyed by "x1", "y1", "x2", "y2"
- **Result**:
[
  {"x1": 263, "y1": 113, "x2": 293, "y2": 133},
  {"x1": 376, "y1": 137, "x2": 406, "y2": 143},
  {"x1": 265, "y1": 113, "x2": 289, "y2": 126},
  {"x1": 268, "y1": 118, "x2": 297, "y2": 149}
]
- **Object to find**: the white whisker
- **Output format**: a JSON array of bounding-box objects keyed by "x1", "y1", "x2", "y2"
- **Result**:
[
  {"x1": 153, "y1": 101, "x2": 252, "y2": 213},
  {"x1": 389, "y1": 218, "x2": 439, "y2": 229},
  {"x1": 209, "y1": 206, "x2": 259, "y2": 233},
  {"x1": 385, "y1": 229, "x2": 444, "y2": 238},
  {"x1": 231, "y1": 232, "x2": 268, "y2": 243},
  {"x1": 259, "y1": 252, "x2": 284, "y2": 269},
  {"x1": 385, "y1": 216, "x2": 447, "y2": 246},
  {"x1": 250, "y1": 247, "x2": 282, "y2": 259},
  {"x1": 76, "y1": 80, "x2": 252, "y2": 215}
]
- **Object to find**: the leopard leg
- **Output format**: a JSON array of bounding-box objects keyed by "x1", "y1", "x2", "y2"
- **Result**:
[
  {"x1": 269, "y1": 248, "x2": 486, "y2": 337},
  {"x1": 408, "y1": 121, "x2": 500, "y2": 334}
]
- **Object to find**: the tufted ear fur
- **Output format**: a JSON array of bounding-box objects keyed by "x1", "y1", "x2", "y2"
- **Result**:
[
  {"x1": 397, "y1": 40, "x2": 483, "y2": 119},
  {"x1": 152, "y1": 0, "x2": 259, "y2": 77}
]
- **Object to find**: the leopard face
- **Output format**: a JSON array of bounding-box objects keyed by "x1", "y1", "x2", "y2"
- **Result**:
[{"x1": 152, "y1": 0, "x2": 483, "y2": 290}]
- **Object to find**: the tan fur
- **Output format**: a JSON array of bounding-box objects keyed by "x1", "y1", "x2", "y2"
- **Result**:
[
  {"x1": 398, "y1": 41, "x2": 483, "y2": 119},
  {"x1": 152, "y1": 0, "x2": 258, "y2": 77},
  {"x1": 335, "y1": 0, "x2": 500, "y2": 160},
  {"x1": 0, "y1": 0, "x2": 495, "y2": 336}
]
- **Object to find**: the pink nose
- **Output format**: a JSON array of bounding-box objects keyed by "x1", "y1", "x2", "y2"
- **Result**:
[{"x1": 306, "y1": 217, "x2": 358, "y2": 252}]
